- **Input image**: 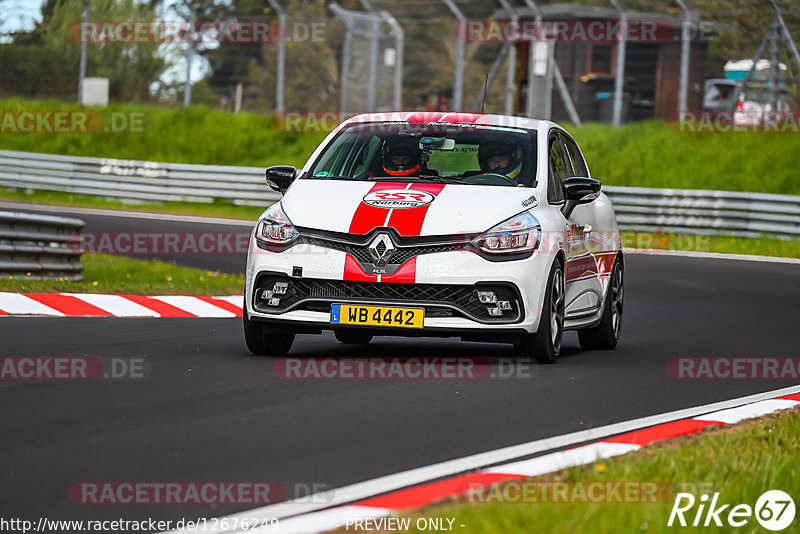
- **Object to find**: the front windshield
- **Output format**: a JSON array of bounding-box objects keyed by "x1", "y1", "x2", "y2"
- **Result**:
[{"x1": 307, "y1": 122, "x2": 538, "y2": 187}]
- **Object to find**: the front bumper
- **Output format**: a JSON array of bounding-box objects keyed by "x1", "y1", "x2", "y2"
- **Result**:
[{"x1": 245, "y1": 237, "x2": 554, "y2": 335}]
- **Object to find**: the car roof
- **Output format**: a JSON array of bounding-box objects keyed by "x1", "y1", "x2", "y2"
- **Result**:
[{"x1": 339, "y1": 112, "x2": 559, "y2": 132}]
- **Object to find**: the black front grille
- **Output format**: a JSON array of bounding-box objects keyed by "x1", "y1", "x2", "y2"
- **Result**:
[
  {"x1": 303, "y1": 237, "x2": 373, "y2": 262},
  {"x1": 298, "y1": 279, "x2": 475, "y2": 305},
  {"x1": 254, "y1": 274, "x2": 522, "y2": 323},
  {"x1": 300, "y1": 233, "x2": 469, "y2": 266}
]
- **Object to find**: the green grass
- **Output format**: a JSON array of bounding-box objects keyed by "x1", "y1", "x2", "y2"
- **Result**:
[
  {"x1": 380, "y1": 407, "x2": 800, "y2": 534},
  {"x1": 0, "y1": 97, "x2": 327, "y2": 167},
  {"x1": 3, "y1": 97, "x2": 799, "y2": 260},
  {"x1": 623, "y1": 231, "x2": 800, "y2": 259},
  {"x1": 0, "y1": 186, "x2": 266, "y2": 221},
  {"x1": 569, "y1": 120, "x2": 800, "y2": 196},
  {"x1": 0, "y1": 254, "x2": 244, "y2": 295},
  {"x1": 3, "y1": 98, "x2": 800, "y2": 195}
]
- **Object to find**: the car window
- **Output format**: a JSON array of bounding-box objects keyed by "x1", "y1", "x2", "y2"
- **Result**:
[
  {"x1": 704, "y1": 83, "x2": 736, "y2": 106},
  {"x1": 307, "y1": 123, "x2": 538, "y2": 187},
  {"x1": 311, "y1": 134, "x2": 377, "y2": 178},
  {"x1": 548, "y1": 135, "x2": 569, "y2": 203},
  {"x1": 561, "y1": 134, "x2": 589, "y2": 178}
]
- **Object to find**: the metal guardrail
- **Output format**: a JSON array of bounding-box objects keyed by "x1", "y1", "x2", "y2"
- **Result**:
[
  {"x1": 0, "y1": 150, "x2": 278, "y2": 207},
  {"x1": 604, "y1": 185, "x2": 800, "y2": 239},
  {"x1": 1, "y1": 150, "x2": 799, "y2": 240},
  {"x1": 0, "y1": 210, "x2": 85, "y2": 280}
]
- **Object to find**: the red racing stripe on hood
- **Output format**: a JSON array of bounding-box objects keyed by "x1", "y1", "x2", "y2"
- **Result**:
[
  {"x1": 387, "y1": 183, "x2": 446, "y2": 237},
  {"x1": 405, "y1": 112, "x2": 483, "y2": 124}
]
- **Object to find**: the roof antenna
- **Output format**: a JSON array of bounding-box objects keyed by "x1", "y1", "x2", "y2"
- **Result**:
[{"x1": 480, "y1": 72, "x2": 489, "y2": 114}]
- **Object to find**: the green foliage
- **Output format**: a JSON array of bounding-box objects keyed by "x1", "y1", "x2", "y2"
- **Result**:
[
  {"x1": 0, "y1": 0, "x2": 166, "y2": 101},
  {"x1": 3, "y1": 98, "x2": 799, "y2": 196},
  {"x1": 0, "y1": 253, "x2": 244, "y2": 294},
  {"x1": 0, "y1": 98, "x2": 327, "y2": 167},
  {"x1": 568, "y1": 120, "x2": 800, "y2": 195}
]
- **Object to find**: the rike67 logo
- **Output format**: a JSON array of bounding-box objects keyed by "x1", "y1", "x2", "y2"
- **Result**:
[{"x1": 668, "y1": 490, "x2": 796, "y2": 531}]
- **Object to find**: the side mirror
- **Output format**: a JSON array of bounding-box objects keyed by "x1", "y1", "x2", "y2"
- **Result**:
[
  {"x1": 265, "y1": 165, "x2": 297, "y2": 195},
  {"x1": 562, "y1": 177, "x2": 601, "y2": 218}
]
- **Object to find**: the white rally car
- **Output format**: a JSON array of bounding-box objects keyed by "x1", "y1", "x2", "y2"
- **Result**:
[{"x1": 244, "y1": 112, "x2": 623, "y2": 363}]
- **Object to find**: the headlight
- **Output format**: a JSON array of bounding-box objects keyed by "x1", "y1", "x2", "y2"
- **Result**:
[
  {"x1": 255, "y1": 203, "x2": 299, "y2": 246},
  {"x1": 472, "y1": 211, "x2": 541, "y2": 254}
]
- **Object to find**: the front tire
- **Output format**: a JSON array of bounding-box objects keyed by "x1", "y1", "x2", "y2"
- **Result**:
[
  {"x1": 578, "y1": 257, "x2": 623, "y2": 350},
  {"x1": 243, "y1": 298, "x2": 295, "y2": 356},
  {"x1": 517, "y1": 259, "x2": 565, "y2": 364}
]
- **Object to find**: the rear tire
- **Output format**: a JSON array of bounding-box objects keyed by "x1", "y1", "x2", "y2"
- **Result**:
[
  {"x1": 243, "y1": 297, "x2": 295, "y2": 356},
  {"x1": 578, "y1": 257, "x2": 623, "y2": 350},
  {"x1": 516, "y1": 259, "x2": 565, "y2": 364},
  {"x1": 334, "y1": 330, "x2": 373, "y2": 344}
]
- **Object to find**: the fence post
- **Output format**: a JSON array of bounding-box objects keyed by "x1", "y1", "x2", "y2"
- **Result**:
[
  {"x1": 267, "y1": 0, "x2": 286, "y2": 114},
  {"x1": 381, "y1": 11, "x2": 404, "y2": 110},
  {"x1": 609, "y1": 0, "x2": 627, "y2": 126},
  {"x1": 78, "y1": 0, "x2": 90, "y2": 104},
  {"x1": 442, "y1": 0, "x2": 466, "y2": 112},
  {"x1": 675, "y1": 0, "x2": 692, "y2": 114}
]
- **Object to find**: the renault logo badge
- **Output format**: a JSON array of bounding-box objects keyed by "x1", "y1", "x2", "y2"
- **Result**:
[{"x1": 368, "y1": 233, "x2": 395, "y2": 266}]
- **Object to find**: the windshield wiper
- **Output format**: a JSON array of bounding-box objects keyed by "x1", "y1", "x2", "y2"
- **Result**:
[{"x1": 415, "y1": 175, "x2": 465, "y2": 184}]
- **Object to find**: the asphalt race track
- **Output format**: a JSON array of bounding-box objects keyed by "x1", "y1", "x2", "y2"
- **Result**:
[{"x1": 1, "y1": 206, "x2": 799, "y2": 527}]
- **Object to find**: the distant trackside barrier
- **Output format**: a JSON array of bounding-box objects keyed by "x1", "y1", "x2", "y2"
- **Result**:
[
  {"x1": 0, "y1": 210, "x2": 85, "y2": 280},
  {"x1": 1, "y1": 150, "x2": 799, "y2": 239}
]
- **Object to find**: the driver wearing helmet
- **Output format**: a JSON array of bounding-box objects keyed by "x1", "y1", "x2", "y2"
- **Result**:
[
  {"x1": 382, "y1": 136, "x2": 423, "y2": 177},
  {"x1": 478, "y1": 139, "x2": 523, "y2": 184}
]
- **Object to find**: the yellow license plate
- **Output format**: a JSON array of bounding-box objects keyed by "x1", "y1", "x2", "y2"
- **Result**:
[{"x1": 330, "y1": 304, "x2": 424, "y2": 329}]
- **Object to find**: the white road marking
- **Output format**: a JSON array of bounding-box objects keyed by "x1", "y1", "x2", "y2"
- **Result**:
[
  {"x1": 624, "y1": 248, "x2": 800, "y2": 265},
  {"x1": 211, "y1": 295, "x2": 244, "y2": 307},
  {"x1": 62, "y1": 294, "x2": 160, "y2": 317},
  {"x1": 485, "y1": 442, "x2": 640, "y2": 477},
  {"x1": 0, "y1": 293, "x2": 64, "y2": 316},
  {"x1": 695, "y1": 399, "x2": 800, "y2": 424},
  {"x1": 161, "y1": 384, "x2": 800, "y2": 533},
  {"x1": 151, "y1": 296, "x2": 236, "y2": 318}
]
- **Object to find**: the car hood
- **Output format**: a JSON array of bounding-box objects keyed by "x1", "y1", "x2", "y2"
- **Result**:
[{"x1": 280, "y1": 179, "x2": 539, "y2": 237}]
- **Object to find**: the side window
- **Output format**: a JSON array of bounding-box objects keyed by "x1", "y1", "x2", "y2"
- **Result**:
[
  {"x1": 548, "y1": 135, "x2": 569, "y2": 203},
  {"x1": 562, "y1": 135, "x2": 589, "y2": 177},
  {"x1": 353, "y1": 135, "x2": 381, "y2": 178}
]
